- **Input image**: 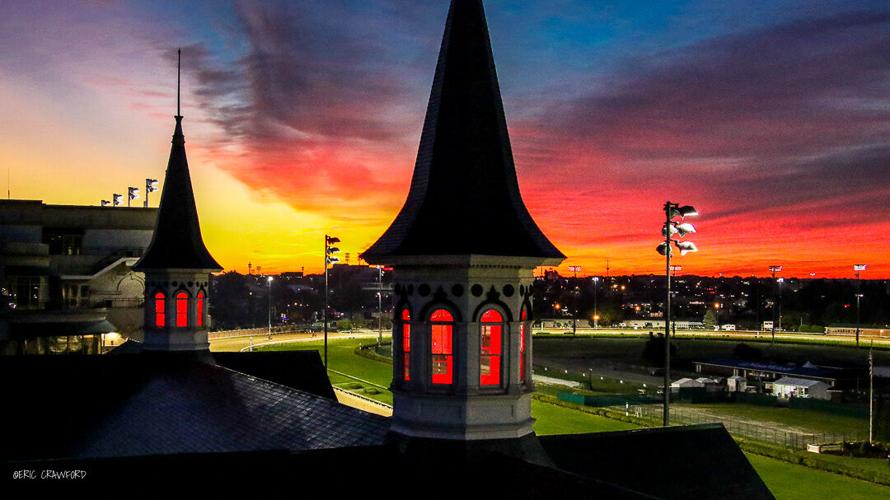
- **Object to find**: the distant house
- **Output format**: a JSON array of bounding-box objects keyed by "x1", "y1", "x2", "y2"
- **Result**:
[{"x1": 772, "y1": 377, "x2": 831, "y2": 400}]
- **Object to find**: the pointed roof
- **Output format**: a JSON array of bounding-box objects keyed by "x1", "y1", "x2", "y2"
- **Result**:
[
  {"x1": 134, "y1": 55, "x2": 220, "y2": 272},
  {"x1": 361, "y1": 0, "x2": 564, "y2": 264}
]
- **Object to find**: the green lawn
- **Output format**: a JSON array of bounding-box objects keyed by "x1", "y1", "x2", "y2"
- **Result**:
[
  {"x1": 255, "y1": 336, "x2": 890, "y2": 498},
  {"x1": 675, "y1": 403, "x2": 868, "y2": 435},
  {"x1": 257, "y1": 338, "x2": 394, "y2": 404},
  {"x1": 531, "y1": 399, "x2": 639, "y2": 435},
  {"x1": 747, "y1": 453, "x2": 890, "y2": 500}
]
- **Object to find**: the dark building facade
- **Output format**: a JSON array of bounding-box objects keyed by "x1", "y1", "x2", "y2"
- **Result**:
[{"x1": 0, "y1": 200, "x2": 157, "y2": 354}]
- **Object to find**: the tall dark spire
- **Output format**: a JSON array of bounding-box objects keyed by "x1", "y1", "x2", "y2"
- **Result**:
[
  {"x1": 134, "y1": 49, "x2": 221, "y2": 272},
  {"x1": 362, "y1": 0, "x2": 563, "y2": 262}
]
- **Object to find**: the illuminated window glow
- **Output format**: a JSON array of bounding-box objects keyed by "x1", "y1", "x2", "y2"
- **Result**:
[
  {"x1": 154, "y1": 292, "x2": 166, "y2": 328},
  {"x1": 402, "y1": 308, "x2": 411, "y2": 381},
  {"x1": 480, "y1": 309, "x2": 503, "y2": 386},
  {"x1": 520, "y1": 307, "x2": 528, "y2": 382},
  {"x1": 196, "y1": 290, "x2": 205, "y2": 327},
  {"x1": 175, "y1": 290, "x2": 188, "y2": 327},
  {"x1": 430, "y1": 309, "x2": 454, "y2": 385}
]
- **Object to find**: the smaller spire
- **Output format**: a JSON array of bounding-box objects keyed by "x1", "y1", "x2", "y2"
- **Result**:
[
  {"x1": 134, "y1": 48, "x2": 220, "y2": 273},
  {"x1": 176, "y1": 48, "x2": 181, "y2": 118}
]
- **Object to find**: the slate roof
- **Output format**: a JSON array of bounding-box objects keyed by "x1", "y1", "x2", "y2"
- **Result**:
[
  {"x1": 133, "y1": 116, "x2": 221, "y2": 271},
  {"x1": 361, "y1": 0, "x2": 563, "y2": 262},
  {"x1": 540, "y1": 424, "x2": 774, "y2": 500},
  {"x1": 0, "y1": 354, "x2": 387, "y2": 461}
]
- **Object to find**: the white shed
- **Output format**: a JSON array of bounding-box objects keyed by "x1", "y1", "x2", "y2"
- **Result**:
[
  {"x1": 772, "y1": 377, "x2": 831, "y2": 400},
  {"x1": 727, "y1": 375, "x2": 747, "y2": 393},
  {"x1": 671, "y1": 378, "x2": 705, "y2": 392}
]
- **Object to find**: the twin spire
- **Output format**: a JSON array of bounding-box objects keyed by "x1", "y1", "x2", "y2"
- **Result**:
[
  {"x1": 133, "y1": 48, "x2": 221, "y2": 272},
  {"x1": 362, "y1": 0, "x2": 563, "y2": 263}
]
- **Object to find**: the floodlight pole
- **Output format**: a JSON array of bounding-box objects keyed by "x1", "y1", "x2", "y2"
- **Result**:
[
  {"x1": 769, "y1": 266, "x2": 781, "y2": 344},
  {"x1": 869, "y1": 345, "x2": 874, "y2": 443},
  {"x1": 855, "y1": 266, "x2": 864, "y2": 347},
  {"x1": 267, "y1": 276, "x2": 273, "y2": 340},
  {"x1": 663, "y1": 201, "x2": 673, "y2": 427},
  {"x1": 377, "y1": 265, "x2": 383, "y2": 346},
  {"x1": 568, "y1": 266, "x2": 581, "y2": 335},
  {"x1": 592, "y1": 277, "x2": 599, "y2": 329},
  {"x1": 324, "y1": 236, "x2": 330, "y2": 368}
]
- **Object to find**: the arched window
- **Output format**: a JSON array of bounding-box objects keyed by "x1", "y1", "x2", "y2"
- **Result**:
[
  {"x1": 480, "y1": 309, "x2": 504, "y2": 386},
  {"x1": 520, "y1": 306, "x2": 529, "y2": 382},
  {"x1": 401, "y1": 308, "x2": 411, "y2": 381},
  {"x1": 154, "y1": 292, "x2": 166, "y2": 328},
  {"x1": 430, "y1": 309, "x2": 454, "y2": 385},
  {"x1": 196, "y1": 290, "x2": 206, "y2": 328},
  {"x1": 175, "y1": 290, "x2": 189, "y2": 327}
]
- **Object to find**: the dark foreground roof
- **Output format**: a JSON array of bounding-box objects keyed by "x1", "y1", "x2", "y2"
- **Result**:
[
  {"x1": 362, "y1": 0, "x2": 563, "y2": 262},
  {"x1": 133, "y1": 116, "x2": 221, "y2": 271},
  {"x1": 540, "y1": 424, "x2": 774, "y2": 500},
  {"x1": 2, "y1": 426, "x2": 772, "y2": 499},
  {"x1": 0, "y1": 354, "x2": 387, "y2": 461}
]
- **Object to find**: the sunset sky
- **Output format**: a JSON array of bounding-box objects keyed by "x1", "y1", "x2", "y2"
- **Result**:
[{"x1": 1, "y1": 0, "x2": 888, "y2": 277}]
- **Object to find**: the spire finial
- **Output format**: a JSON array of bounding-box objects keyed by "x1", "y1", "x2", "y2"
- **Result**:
[{"x1": 176, "y1": 48, "x2": 181, "y2": 118}]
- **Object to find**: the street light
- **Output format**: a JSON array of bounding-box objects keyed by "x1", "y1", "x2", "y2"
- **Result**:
[
  {"x1": 657, "y1": 201, "x2": 699, "y2": 427},
  {"x1": 568, "y1": 265, "x2": 582, "y2": 334},
  {"x1": 324, "y1": 234, "x2": 341, "y2": 367},
  {"x1": 769, "y1": 265, "x2": 782, "y2": 343},
  {"x1": 854, "y1": 264, "x2": 867, "y2": 347},
  {"x1": 267, "y1": 276, "x2": 274, "y2": 340},
  {"x1": 592, "y1": 276, "x2": 600, "y2": 329}
]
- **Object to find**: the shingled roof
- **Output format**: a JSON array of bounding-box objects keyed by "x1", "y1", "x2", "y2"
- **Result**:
[
  {"x1": 133, "y1": 114, "x2": 221, "y2": 271},
  {"x1": 0, "y1": 355, "x2": 387, "y2": 461},
  {"x1": 361, "y1": 0, "x2": 564, "y2": 263}
]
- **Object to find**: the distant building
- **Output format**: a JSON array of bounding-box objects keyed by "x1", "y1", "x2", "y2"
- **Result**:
[
  {"x1": 772, "y1": 377, "x2": 831, "y2": 400},
  {"x1": 624, "y1": 319, "x2": 704, "y2": 330},
  {"x1": 0, "y1": 200, "x2": 157, "y2": 354},
  {"x1": 695, "y1": 358, "x2": 853, "y2": 390},
  {"x1": 825, "y1": 325, "x2": 890, "y2": 338}
]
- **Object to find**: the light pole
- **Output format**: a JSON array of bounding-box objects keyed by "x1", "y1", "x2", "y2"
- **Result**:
[
  {"x1": 144, "y1": 179, "x2": 159, "y2": 208},
  {"x1": 376, "y1": 265, "x2": 384, "y2": 346},
  {"x1": 592, "y1": 276, "x2": 599, "y2": 329},
  {"x1": 568, "y1": 265, "x2": 582, "y2": 335},
  {"x1": 769, "y1": 265, "x2": 782, "y2": 344},
  {"x1": 869, "y1": 343, "x2": 874, "y2": 443},
  {"x1": 267, "y1": 276, "x2": 274, "y2": 340},
  {"x1": 657, "y1": 201, "x2": 698, "y2": 427},
  {"x1": 854, "y1": 264, "x2": 866, "y2": 347},
  {"x1": 324, "y1": 235, "x2": 341, "y2": 367}
]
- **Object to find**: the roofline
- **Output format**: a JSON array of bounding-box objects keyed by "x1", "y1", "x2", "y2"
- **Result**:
[{"x1": 361, "y1": 253, "x2": 565, "y2": 268}]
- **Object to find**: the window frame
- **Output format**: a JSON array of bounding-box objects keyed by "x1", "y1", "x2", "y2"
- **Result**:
[
  {"x1": 196, "y1": 290, "x2": 206, "y2": 327},
  {"x1": 479, "y1": 308, "x2": 505, "y2": 387},
  {"x1": 154, "y1": 291, "x2": 166, "y2": 328},
  {"x1": 429, "y1": 308, "x2": 455, "y2": 386},
  {"x1": 174, "y1": 290, "x2": 189, "y2": 328},
  {"x1": 401, "y1": 308, "x2": 412, "y2": 382}
]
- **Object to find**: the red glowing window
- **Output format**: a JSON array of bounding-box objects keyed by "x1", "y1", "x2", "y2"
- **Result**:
[
  {"x1": 430, "y1": 309, "x2": 454, "y2": 385},
  {"x1": 520, "y1": 307, "x2": 528, "y2": 382},
  {"x1": 480, "y1": 309, "x2": 503, "y2": 386},
  {"x1": 402, "y1": 308, "x2": 411, "y2": 381},
  {"x1": 196, "y1": 290, "x2": 205, "y2": 327},
  {"x1": 154, "y1": 292, "x2": 166, "y2": 328},
  {"x1": 175, "y1": 290, "x2": 189, "y2": 327}
]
